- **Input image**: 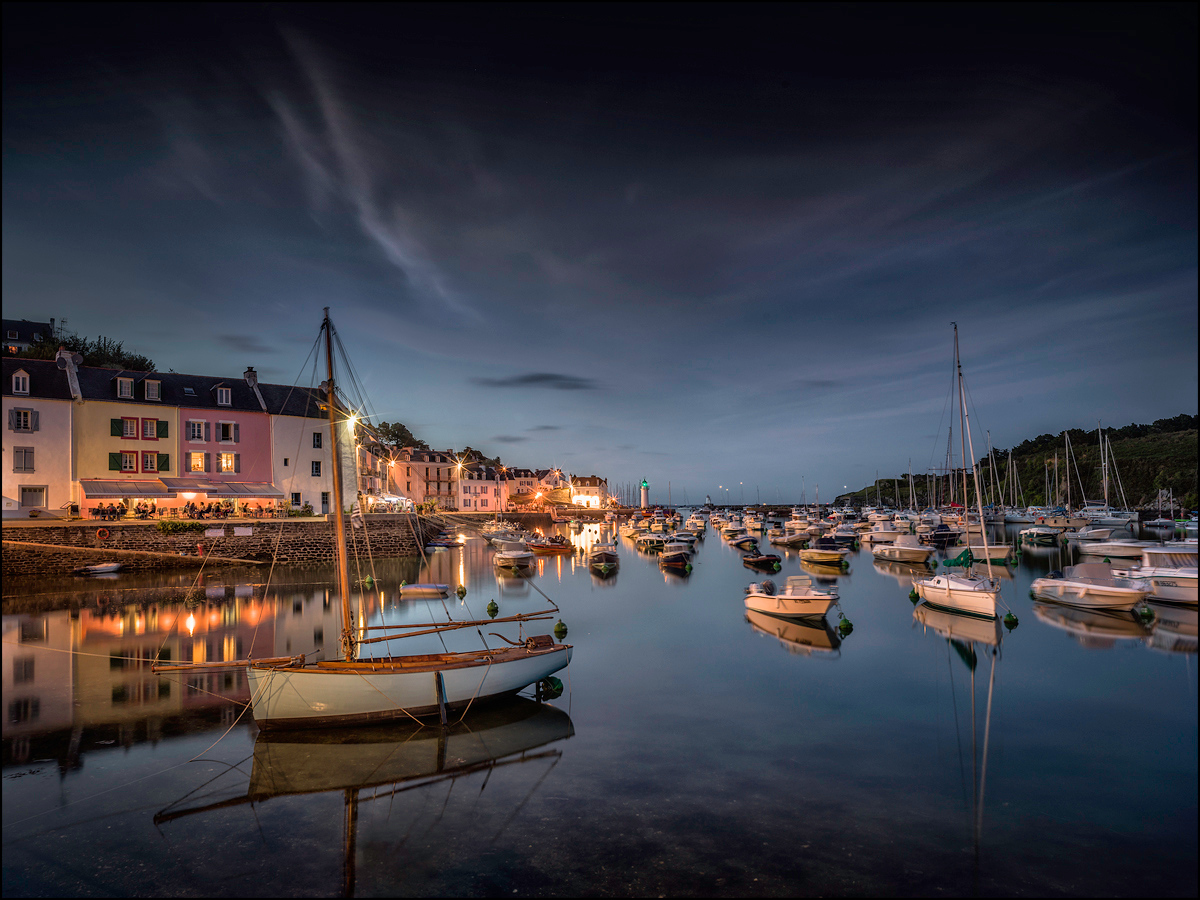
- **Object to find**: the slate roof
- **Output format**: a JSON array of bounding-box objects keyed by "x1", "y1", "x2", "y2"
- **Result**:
[
  {"x1": 1, "y1": 357, "x2": 75, "y2": 401},
  {"x1": 2, "y1": 319, "x2": 53, "y2": 345}
]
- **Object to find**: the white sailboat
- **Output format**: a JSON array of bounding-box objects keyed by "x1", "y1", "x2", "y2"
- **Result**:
[
  {"x1": 156, "y1": 311, "x2": 571, "y2": 730},
  {"x1": 913, "y1": 325, "x2": 1001, "y2": 619}
]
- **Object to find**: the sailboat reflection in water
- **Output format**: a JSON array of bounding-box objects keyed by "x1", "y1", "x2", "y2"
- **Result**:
[
  {"x1": 154, "y1": 697, "x2": 574, "y2": 897},
  {"x1": 913, "y1": 601, "x2": 1008, "y2": 880}
]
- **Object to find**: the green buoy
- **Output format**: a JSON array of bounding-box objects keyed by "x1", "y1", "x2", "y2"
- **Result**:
[
  {"x1": 486, "y1": 600, "x2": 499, "y2": 618},
  {"x1": 456, "y1": 584, "x2": 467, "y2": 599},
  {"x1": 553, "y1": 619, "x2": 568, "y2": 640},
  {"x1": 1003, "y1": 612, "x2": 1019, "y2": 631}
]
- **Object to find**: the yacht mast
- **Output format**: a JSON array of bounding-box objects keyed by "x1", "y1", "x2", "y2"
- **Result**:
[
  {"x1": 323, "y1": 308, "x2": 355, "y2": 659},
  {"x1": 954, "y1": 323, "x2": 994, "y2": 582}
]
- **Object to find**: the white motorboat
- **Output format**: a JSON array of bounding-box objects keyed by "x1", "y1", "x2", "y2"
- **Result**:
[
  {"x1": 744, "y1": 575, "x2": 838, "y2": 618},
  {"x1": 588, "y1": 539, "x2": 619, "y2": 574},
  {"x1": 770, "y1": 530, "x2": 808, "y2": 548},
  {"x1": 860, "y1": 523, "x2": 901, "y2": 544},
  {"x1": 635, "y1": 532, "x2": 666, "y2": 551},
  {"x1": 1113, "y1": 545, "x2": 1198, "y2": 603},
  {"x1": 1030, "y1": 562, "x2": 1149, "y2": 609},
  {"x1": 493, "y1": 540, "x2": 535, "y2": 569},
  {"x1": 798, "y1": 537, "x2": 849, "y2": 565},
  {"x1": 1019, "y1": 525, "x2": 1061, "y2": 546},
  {"x1": 1080, "y1": 539, "x2": 1157, "y2": 559},
  {"x1": 659, "y1": 540, "x2": 692, "y2": 569},
  {"x1": 1063, "y1": 523, "x2": 1113, "y2": 542},
  {"x1": 871, "y1": 534, "x2": 934, "y2": 565}
]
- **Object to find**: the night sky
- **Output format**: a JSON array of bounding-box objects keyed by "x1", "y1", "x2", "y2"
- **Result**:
[{"x1": 4, "y1": 4, "x2": 1196, "y2": 503}]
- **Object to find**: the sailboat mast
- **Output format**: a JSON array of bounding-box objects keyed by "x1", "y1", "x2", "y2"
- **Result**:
[
  {"x1": 954, "y1": 323, "x2": 994, "y2": 582},
  {"x1": 323, "y1": 309, "x2": 355, "y2": 651},
  {"x1": 956, "y1": 327, "x2": 970, "y2": 516}
]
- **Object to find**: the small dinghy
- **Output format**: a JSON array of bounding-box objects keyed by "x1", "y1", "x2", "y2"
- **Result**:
[
  {"x1": 742, "y1": 553, "x2": 782, "y2": 571},
  {"x1": 397, "y1": 583, "x2": 450, "y2": 597},
  {"x1": 73, "y1": 562, "x2": 122, "y2": 576}
]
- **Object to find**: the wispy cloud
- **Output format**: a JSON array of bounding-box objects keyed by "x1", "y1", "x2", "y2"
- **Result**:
[
  {"x1": 492, "y1": 434, "x2": 528, "y2": 443},
  {"x1": 471, "y1": 373, "x2": 598, "y2": 390},
  {"x1": 529, "y1": 425, "x2": 560, "y2": 431},
  {"x1": 219, "y1": 334, "x2": 278, "y2": 354}
]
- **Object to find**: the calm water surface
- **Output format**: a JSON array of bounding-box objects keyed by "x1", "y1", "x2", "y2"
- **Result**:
[{"x1": 3, "y1": 518, "x2": 1196, "y2": 897}]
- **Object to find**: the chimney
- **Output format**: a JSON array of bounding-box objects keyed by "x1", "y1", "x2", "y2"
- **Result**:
[
  {"x1": 56, "y1": 346, "x2": 84, "y2": 403},
  {"x1": 244, "y1": 366, "x2": 268, "y2": 412}
]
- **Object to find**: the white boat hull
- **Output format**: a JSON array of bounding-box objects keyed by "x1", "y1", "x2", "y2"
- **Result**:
[
  {"x1": 1030, "y1": 578, "x2": 1148, "y2": 609},
  {"x1": 744, "y1": 592, "x2": 835, "y2": 618},
  {"x1": 871, "y1": 544, "x2": 934, "y2": 564},
  {"x1": 248, "y1": 646, "x2": 572, "y2": 729},
  {"x1": 913, "y1": 574, "x2": 999, "y2": 618}
]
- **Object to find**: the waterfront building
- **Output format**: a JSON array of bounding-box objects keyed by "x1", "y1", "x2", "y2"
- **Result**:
[
  {"x1": 69, "y1": 360, "x2": 181, "y2": 514},
  {"x1": 2, "y1": 357, "x2": 76, "y2": 517},
  {"x1": 503, "y1": 467, "x2": 540, "y2": 509},
  {"x1": 571, "y1": 474, "x2": 609, "y2": 509},
  {"x1": 258, "y1": 383, "x2": 333, "y2": 514},
  {"x1": 161, "y1": 367, "x2": 280, "y2": 512},
  {"x1": 395, "y1": 448, "x2": 459, "y2": 509},
  {"x1": 459, "y1": 463, "x2": 501, "y2": 511}
]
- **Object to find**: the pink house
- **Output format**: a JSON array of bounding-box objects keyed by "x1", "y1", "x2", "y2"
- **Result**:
[{"x1": 161, "y1": 368, "x2": 282, "y2": 511}]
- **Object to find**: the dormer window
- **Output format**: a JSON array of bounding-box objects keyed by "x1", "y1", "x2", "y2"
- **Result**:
[
  {"x1": 32, "y1": 332, "x2": 42, "y2": 342},
  {"x1": 216, "y1": 387, "x2": 231, "y2": 406},
  {"x1": 145, "y1": 380, "x2": 160, "y2": 401},
  {"x1": 183, "y1": 387, "x2": 196, "y2": 397},
  {"x1": 117, "y1": 377, "x2": 134, "y2": 399},
  {"x1": 12, "y1": 371, "x2": 29, "y2": 394},
  {"x1": 6, "y1": 331, "x2": 17, "y2": 340}
]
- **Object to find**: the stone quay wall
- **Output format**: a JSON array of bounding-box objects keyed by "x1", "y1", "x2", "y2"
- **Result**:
[{"x1": 2, "y1": 514, "x2": 442, "y2": 577}]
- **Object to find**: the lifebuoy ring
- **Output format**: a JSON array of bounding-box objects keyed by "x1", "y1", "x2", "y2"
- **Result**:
[{"x1": 96, "y1": 528, "x2": 110, "y2": 541}]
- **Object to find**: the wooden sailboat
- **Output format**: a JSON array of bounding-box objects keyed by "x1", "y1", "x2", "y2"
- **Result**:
[{"x1": 155, "y1": 310, "x2": 571, "y2": 730}]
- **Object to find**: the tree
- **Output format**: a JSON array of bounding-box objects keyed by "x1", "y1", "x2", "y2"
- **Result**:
[
  {"x1": 373, "y1": 421, "x2": 429, "y2": 451},
  {"x1": 8, "y1": 333, "x2": 155, "y2": 371}
]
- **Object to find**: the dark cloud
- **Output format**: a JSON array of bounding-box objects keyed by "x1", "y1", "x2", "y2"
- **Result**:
[
  {"x1": 529, "y1": 425, "x2": 560, "y2": 431},
  {"x1": 492, "y1": 435, "x2": 528, "y2": 443},
  {"x1": 471, "y1": 373, "x2": 598, "y2": 391},
  {"x1": 219, "y1": 335, "x2": 279, "y2": 355}
]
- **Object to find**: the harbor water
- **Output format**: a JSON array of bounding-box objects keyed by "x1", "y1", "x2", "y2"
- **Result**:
[{"x1": 3, "y1": 518, "x2": 1196, "y2": 896}]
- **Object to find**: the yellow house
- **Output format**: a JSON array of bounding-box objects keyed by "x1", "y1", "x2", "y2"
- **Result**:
[{"x1": 73, "y1": 368, "x2": 178, "y2": 508}]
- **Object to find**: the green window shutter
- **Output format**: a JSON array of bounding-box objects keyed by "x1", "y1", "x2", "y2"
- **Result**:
[
  {"x1": 109, "y1": 452, "x2": 122, "y2": 471},
  {"x1": 157, "y1": 453, "x2": 170, "y2": 472},
  {"x1": 111, "y1": 418, "x2": 123, "y2": 437},
  {"x1": 157, "y1": 420, "x2": 168, "y2": 439}
]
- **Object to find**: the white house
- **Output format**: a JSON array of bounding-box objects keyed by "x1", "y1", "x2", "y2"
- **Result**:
[
  {"x1": 2, "y1": 357, "x2": 78, "y2": 517},
  {"x1": 459, "y1": 463, "x2": 501, "y2": 511},
  {"x1": 570, "y1": 475, "x2": 609, "y2": 509}
]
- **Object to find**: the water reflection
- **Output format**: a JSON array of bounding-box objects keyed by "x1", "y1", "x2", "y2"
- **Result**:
[
  {"x1": 1146, "y1": 602, "x2": 1198, "y2": 656},
  {"x1": 1032, "y1": 601, "x2": 1153, "y2": 648},
  {"x1": 154, "y1": 697, "x2": 573, "y2": 898},
  {"x1": 744, "y1": 610, "x2": 841, "y2": 657}
]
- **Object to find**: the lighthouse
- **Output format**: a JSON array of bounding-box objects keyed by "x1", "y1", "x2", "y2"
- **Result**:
[{"x1": 640, "y1": 479, "x2": 649, "y2": 509}]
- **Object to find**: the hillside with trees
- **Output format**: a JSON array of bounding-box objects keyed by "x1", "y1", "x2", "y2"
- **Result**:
[{"x1": 843, "y1": 415, "x2": 1197, "y2": 512}]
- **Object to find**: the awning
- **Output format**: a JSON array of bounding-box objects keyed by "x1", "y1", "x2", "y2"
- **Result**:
[
  {"x1": 80, "y1": 479, "x2": 176, "y2": 499},
  {"x1": 159, "y1": 478, "x2": 285, "y2": 499}
]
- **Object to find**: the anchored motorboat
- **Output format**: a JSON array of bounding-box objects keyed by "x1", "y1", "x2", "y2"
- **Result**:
[
  {"x1": 744, "y1": 575, "x2": 838, "y2": 618},
  {"x1": 1030, "y1": 562, "x2": 1150, "y2": 609}
]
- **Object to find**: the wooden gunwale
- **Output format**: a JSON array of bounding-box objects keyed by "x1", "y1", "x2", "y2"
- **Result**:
[{"x1": 250, "y1": 643, "x2": 570, "y2": 675}]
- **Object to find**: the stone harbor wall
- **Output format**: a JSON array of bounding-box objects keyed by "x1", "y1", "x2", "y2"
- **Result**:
[{"x1": 2, "y1": 514, "x2": 442, "y2": 577}]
